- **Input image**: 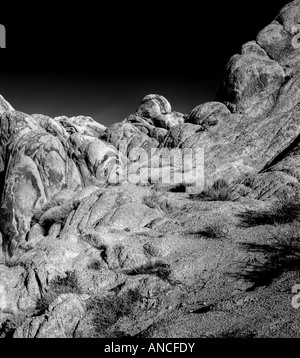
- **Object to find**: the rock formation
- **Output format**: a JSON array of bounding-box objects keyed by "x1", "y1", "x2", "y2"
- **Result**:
[{"x1": 1, "y1": 0, "x2": 300, "y2": 338}]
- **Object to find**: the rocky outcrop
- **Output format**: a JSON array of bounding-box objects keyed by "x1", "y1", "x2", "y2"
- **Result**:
[
  {"x1": 186, "y1": 102, "x2": 231, "y2": 127},
  {"x1": 0, "y1": 95, "x2": 14, "y2": 115},
  {"x1": 216, "y1": 41, "x2": 286, "y2": 118},
  {"x1": 132, "y1": 94, "x2": 185, "y2": 131},
  {"x1": 258, "y1": 1, "x2": 300, "y2": 74},
  {"x1": 0, "y1": 111, "x2": 124, "y2": 255},
  {"x1": 105, "y1": 122, "x2": 159, "y2": 157},
  {"x1": 136, "y1": 94, "x2": 172, "y2": 119},
  {"x1": 164, "y1": 0, "x2": 300, "y2": 199},
  {"x1": 54, "y1": 115, "x2": 106, "y2": 138}
]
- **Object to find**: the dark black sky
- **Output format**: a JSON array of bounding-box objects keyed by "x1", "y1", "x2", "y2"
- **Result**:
[{"x1": 0, "y1": 0, "x2": 289, "y2": 126}]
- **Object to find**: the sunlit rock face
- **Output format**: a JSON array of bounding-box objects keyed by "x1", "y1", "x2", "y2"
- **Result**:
[
  {"x1": 0, "y1": 111, "x2": 123, "y2": 254},
  {"x1": 2, "y1": 1, "x2": 300, "y2": 249}
]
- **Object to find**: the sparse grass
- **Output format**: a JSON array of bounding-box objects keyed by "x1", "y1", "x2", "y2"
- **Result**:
[
  {"x1": 269, "y1": 222, "x2": 300, "y2": 247},
  {"x1": 87, "y1": 259, "x2": 103, "y2": 270},
  {"x1": 234, "y1": 222, "x2": 300, "y2": 288},
  {"x1": 125, "y1": 260, "x2": 173, "y2": 282},
  {"x1": 190, "y1": 179, "x2": 234, "y2": 201},
  {"x1": 237, "y1": 194, "x2": 300, "y2": 227},
  {"x1": 36, "y1": 271, "x2": 81, "y2": 312},
  {"x1": 50, "y1": 271, "x2": 80, "y2": 293},
  {"x1": 193, "y1": 222, "x2": 228, "y2": 240},
  {"x1": 87, "y1": 288, "x2": 143, "y2": 337}
]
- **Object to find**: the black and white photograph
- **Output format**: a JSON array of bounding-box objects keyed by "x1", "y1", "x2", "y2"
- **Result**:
[{"x1": 1, "y1": 0, "x2": 300, "y2": 349}]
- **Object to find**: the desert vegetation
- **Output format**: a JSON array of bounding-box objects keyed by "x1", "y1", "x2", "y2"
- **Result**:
[
  {"x1": 86, "y1": 288, "x2": 143, "y2": 337},
  {"x1": 237, "y1": 194, "x2": 300, "y2": 227},
  {"x1": 190, "y1": 179, "x2": 234, "y2": 201},
  {"x1": 36, "y1": 271, "x2": 81, "y2": 313},
  {"x1": 235, "y1": 222, "x2": 300, "y2": 288},
  {"x1": 195, "y1": 222, "x2": 228, "y2": 240},
  {"x1": 125, "y1": 260, "x2": 173, "y2": 282}
]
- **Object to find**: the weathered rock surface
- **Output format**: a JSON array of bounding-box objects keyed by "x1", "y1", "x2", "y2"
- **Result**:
[
  {"x1": 132, "y1": 94, "x2": 185, "y2": 131},
  {"x1": 1, "y1": 0, "x2": 300, "y2": 338},
  {"x1": 14, "y1": 293, "x2": 88, "y2": 338},
  {"x1": 186, "y1": 102, "x2": 231, "y2": 126},
  {"x1": 216, "y1": 41, "x2": 286, "y2": 118},
  {"x1": 161, "y1": 0, "x2": 300, "y2": 198},
  {"x1": 55, "y1": 115, "x2": 106, "y2": 138},
  {"x1": 0, "y1": 95, "x2": 14, "y2": 115},
  {"x1": 135, "y1": 94, "x2": 172, "y2": 119}
]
